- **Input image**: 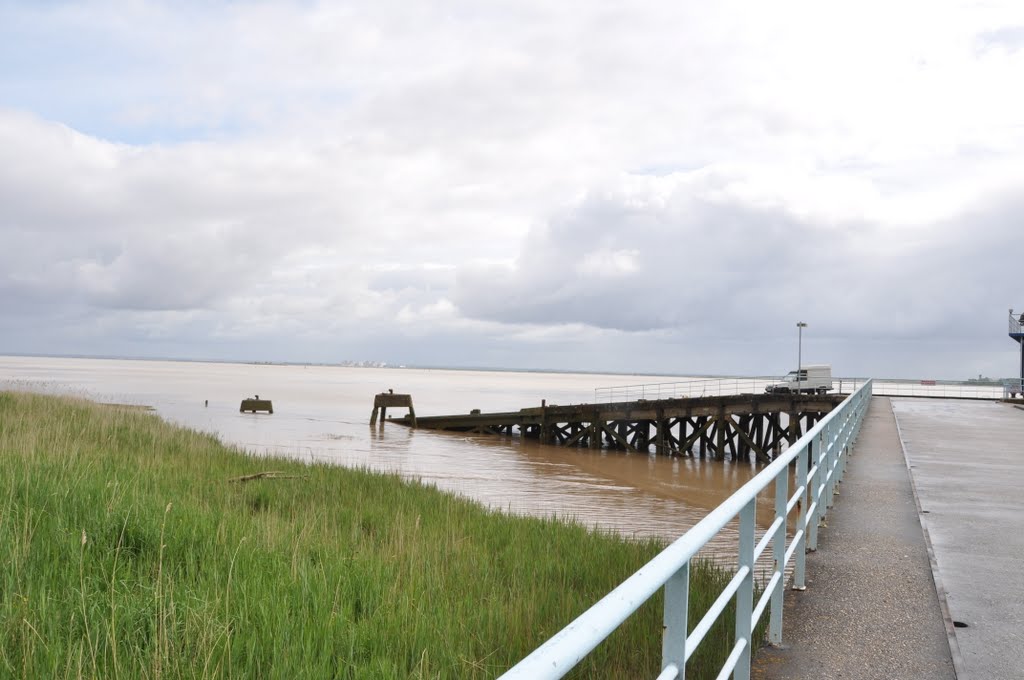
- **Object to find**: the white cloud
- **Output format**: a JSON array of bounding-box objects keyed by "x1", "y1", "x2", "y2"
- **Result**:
[
  {"x1": 1, "y1": 0, "x2": 1023, "y2": 378},
  {"x1": 396, "y1": 298, "x2": 457, "y2": 325},
  {"x1": 576, "y1": 249, "x2": 639, "y2": 278}
]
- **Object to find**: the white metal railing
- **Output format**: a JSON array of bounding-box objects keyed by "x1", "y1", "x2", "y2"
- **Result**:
[
  {"x1": 595, "y1": 376, "x2": 1006, "y2": 403},
  {"x1": 848, "y1": 378, "x2": 1005, "y2": 400},
  {"x1": 1011, "y1": 309, "x2": 1022, "y2": 336},
  {"x1": 1005, "y1": 379, "x2": 1024, "y2": 399},
  {"x1": 594, "y1": 376, "x2": 778, "y2": 402},
  {"x1": 501, "y1": 381, "x2": 873, "y2": 680}
]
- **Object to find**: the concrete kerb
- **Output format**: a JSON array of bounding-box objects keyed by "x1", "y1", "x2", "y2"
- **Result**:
[{"x1": 891, "y1": 401, "x2": 966, "y2": 679}]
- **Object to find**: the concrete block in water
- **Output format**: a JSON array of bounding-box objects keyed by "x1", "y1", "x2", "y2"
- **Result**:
[{"x1": 240, "y1": 398, "x2": 273, "y2": 414}]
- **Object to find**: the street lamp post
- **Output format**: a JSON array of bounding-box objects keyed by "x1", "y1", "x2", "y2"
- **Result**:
[{"x1": 796, "y1": 322, "x2": 807, "y2": 394}]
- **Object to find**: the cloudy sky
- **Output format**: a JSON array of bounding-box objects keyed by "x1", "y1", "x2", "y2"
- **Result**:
[{"x1": 2, "y1": 0, "x2": 1023, "y2": 379}]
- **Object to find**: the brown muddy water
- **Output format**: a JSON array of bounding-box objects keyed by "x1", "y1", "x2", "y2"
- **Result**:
[{"x1": 0, "y1": 356, "x2": 784, "y2": 555}]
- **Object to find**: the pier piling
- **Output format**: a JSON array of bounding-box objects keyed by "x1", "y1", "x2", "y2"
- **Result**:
[{"x1": 390, "y1": 393, "x2": 845, "y2": 462}]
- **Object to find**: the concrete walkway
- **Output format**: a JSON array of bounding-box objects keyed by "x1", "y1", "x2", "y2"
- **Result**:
[
  {"x1": 892, "y1": 398, "x2": 1024, "y2": 680},
  {"x1": 752, "y1": 397, "x2": 955, "y2": 679}
]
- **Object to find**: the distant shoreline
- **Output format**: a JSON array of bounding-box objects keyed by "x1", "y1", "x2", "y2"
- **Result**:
[
  {"x1": 1, "y1": 352, "x2": 1012, "y2": 385},
  {"x1": 0, "y1": 351, "x2": 726, "y2": 380}
]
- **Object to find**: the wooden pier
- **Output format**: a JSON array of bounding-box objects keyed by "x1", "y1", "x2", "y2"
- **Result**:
[{"x1": 389, "y1": 393, "x2": 846, "y2": 463}]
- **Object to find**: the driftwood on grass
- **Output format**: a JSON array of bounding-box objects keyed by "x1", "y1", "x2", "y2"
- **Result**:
[{"x1": 228, "y1": 471, "x2": 308, "y2": 483}]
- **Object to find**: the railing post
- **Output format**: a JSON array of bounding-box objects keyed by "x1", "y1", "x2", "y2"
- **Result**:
[
  {"x1": 836, "y1": 411, "x2": 847, "y2": 482},
  {"x1": 793, "y1": 439, "x2": 809, "y2": 590},
  {"x1": 811, "y1": 436, "x2": 819, "y2": 553},
  {"x1": 806, "y1": 436, "x2": 823, "y2": 553},
  {"x1": 735, "y1": 499, "x2": 755, "y2": 680},
  {"x1": 770, "y1": 465, "x2": 788, "y2": 644},
  {"x1": 825, "y1": 423, "x2": 836, "y2": 509},
  {"x1": 662, "y1": 563, "x2": 689, "y2": 678},
  {"x1": 834, "y1": 415, "x2": 847, "y2": 486}
]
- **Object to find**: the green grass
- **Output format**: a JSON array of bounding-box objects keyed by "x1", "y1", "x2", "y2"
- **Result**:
[{"x1": 0, "y1": 391, "x2": 762, "y2": 678}]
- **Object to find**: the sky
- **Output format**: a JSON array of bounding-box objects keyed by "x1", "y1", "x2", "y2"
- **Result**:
[{"x1": 1, "y1": 0, "x2": 1023, "y2": 379}]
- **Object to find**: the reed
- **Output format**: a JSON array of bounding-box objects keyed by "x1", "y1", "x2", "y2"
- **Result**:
[{"x1": 0, "y1": 391, "x2": 760, "y2": 678}]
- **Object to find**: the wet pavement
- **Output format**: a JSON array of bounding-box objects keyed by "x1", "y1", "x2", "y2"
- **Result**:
[
  {"x1": 892, "y1": 397, "x2": 1024, "y2": 680},
  {"x1": 752, "y1": 397, "x2": 955, "y2": 679}
]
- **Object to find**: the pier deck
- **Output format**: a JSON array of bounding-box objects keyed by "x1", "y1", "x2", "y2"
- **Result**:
[
  {"x1": 391, "y1": 393, "x2": 846, "y2": 461},
  {"x1": 891, "y1": 397, "x2": 1024, "y2": 679},
  {"x1": 755, "y1": 395, "x2": 1024, "y2": 679}
]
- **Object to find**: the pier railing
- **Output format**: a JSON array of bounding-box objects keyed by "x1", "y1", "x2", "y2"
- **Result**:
[
  {"x1": 846, "y1": 378, "x2": 1005, "y2": 400},
  {"x1": 500, "y1": 380, "x2": 873, "y2": 680},
  {"x1": 1005, "y1": 379, "x2": 1024, "y2": 398},
  {"x1": 594, "y1": 377, "x2": 778, "y2": 402},
  {"x1": 595, "y1": 376, "x2": 1005, "y2": 402}
]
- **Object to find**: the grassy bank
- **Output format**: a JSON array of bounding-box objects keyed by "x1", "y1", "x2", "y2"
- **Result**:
[{"x1": 0, "y1": 391, "x2": 754, "y2": 678}]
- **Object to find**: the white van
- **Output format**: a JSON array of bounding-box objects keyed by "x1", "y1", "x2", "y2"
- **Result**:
[{"x1": 765, "y1": 364, "x2": 833, "y2": 395}]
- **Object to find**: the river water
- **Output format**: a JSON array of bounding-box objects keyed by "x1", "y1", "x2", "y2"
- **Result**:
[{"x1": 0, "y1": 355, "x2": 778, "y2": 549}]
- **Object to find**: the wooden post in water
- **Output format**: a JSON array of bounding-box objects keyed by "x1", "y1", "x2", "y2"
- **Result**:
[
  {"x1": 655, "y1": 407, "x2": 666, "y2": 455},
  {"x1": 716, "y1": 412, "x2": 727, "y2": 460},
  {"x1": 699, "y1": 417, "x2": 708, "y2": 457},
  {"x1": 737, "y1": 415, "x2": 750, "y2": 459},
  {"x1": 539, "y1": 400, "x2": 551, "y2": 444},
  {"x1": 787, "y1": 410, "x2": 800, "y2": 446}
]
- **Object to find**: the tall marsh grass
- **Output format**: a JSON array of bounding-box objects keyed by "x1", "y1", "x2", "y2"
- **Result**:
[{"x1": 0, "y1": 391, "x2": 760, "y2": 678}]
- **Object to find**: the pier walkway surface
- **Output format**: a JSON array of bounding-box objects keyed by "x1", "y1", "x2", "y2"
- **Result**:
[
  {"x1": 753, "y1": 397, "x2": 956, "y2": 679},
  {"x1": 891, "y1": 397, "x2": 1024, "y2": 679}
]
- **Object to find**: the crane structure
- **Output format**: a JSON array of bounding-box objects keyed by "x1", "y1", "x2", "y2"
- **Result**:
[{"x1": 1010, "y1": 308, "x2": 1024, "y2": 397}]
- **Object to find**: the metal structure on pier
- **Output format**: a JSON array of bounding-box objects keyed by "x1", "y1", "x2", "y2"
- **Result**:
[{"x1": 1010, "y1": 308, "x2": 1024, "y2": 398}]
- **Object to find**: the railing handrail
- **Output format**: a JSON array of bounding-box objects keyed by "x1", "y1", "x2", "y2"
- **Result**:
[
  {"x1": 596, "y1": 375, "x2": 780, "y2": 393},
  {"x1": 594, "y1": 375, "x2": 1006, "y2": 403},
  {"x1": 501, "y1": 380, "x2": 873, "y2": 679},
  {"x1": 593, "y1": 376, "x2": 801, "y2": 403}
]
